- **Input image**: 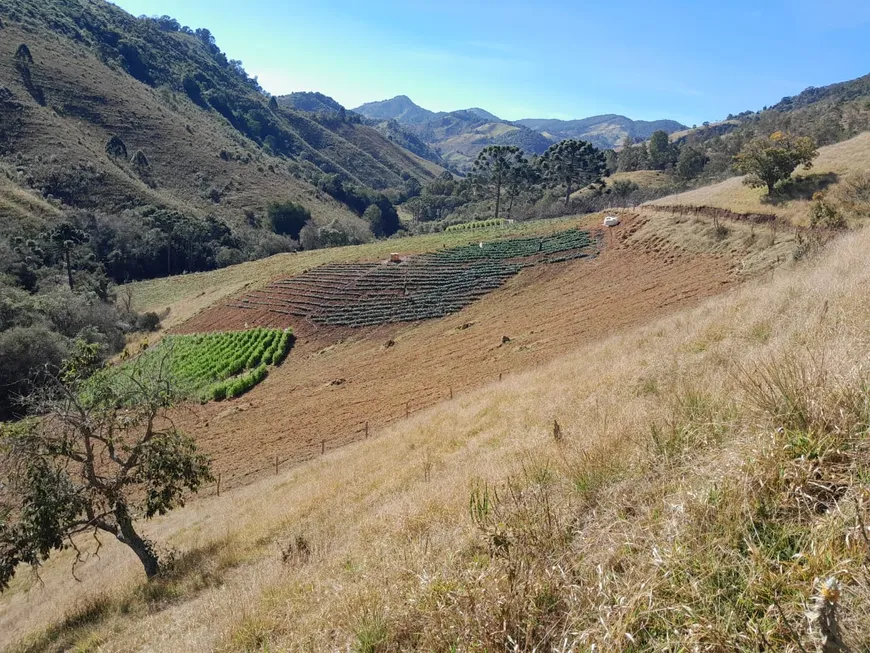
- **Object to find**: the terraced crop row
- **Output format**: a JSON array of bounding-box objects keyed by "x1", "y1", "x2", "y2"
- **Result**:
[
  {"x1": 229, "y1": 228, "x2": 598, "y2": 328},
  {"x1": 105, "y1": 328, "x2": 293, "y2": 402}
]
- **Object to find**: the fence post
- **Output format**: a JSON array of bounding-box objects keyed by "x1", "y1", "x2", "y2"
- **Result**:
[
  {"x1": 274, "y1": 455, "x2": 279, "y2": 475},
  {"x1": 499, "y1": 372, "x2": 503, "y2": 382},
  {"x1": 365, "y1": 421, "x2": 369, "y2": 438},
  {"x1": 449, "y1": 386, "x2": 453, "y2": 400},
  {"x1": 216, "y1": 473, "x2": 222, "y2": 497},
  {"x1": 321, "y1": 440, "x2": 325, "y2": 455},
  {"x1": 406, "y1": 401, "x2": 410, "y2": 418}
]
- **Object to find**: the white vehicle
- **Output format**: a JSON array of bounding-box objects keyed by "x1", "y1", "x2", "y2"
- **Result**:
[{"x1": 603, "y1": 215, "x2": 620, "y2": 227}]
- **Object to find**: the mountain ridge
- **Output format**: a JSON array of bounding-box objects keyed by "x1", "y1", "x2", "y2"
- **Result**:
[{"x1": 352, "y1": 95, "x2": 687, "y2": 169}]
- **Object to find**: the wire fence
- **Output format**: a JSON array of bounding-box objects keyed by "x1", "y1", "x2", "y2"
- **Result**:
[{"x1": 204, "y1": 371, "x2": 512, "y2": 496}]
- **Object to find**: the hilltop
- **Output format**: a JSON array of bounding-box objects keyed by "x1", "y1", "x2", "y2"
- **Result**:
[
  {"x1": 353, "y1": 94, "x2": 438, "y2": 124},
  {"x1": 275, "y1": 91, "x2": 345, "y2": 113},
  {"x1": 353, "y1": 95, "x2": 553, "y2": 168}
]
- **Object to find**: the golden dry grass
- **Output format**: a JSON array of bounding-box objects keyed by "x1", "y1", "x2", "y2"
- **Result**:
[
  {"x1": 649, "y1": 131, "x2": 870, "y2": 225},
  {"x1": 607, "y1": 169, "x2": 673, "y2": 188},
  {"x1": 5, "y1": 219, "x2": 870, "y2": 650}
]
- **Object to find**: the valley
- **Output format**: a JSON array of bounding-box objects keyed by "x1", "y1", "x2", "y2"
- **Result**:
[{"x1": 3, "y1": 0, "x2": 870, "y2": 650}]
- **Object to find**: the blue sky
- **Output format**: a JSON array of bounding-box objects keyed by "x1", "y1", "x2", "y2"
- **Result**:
[{"x1": 113, "y1": 0, "x2": 870, "y2": 126}]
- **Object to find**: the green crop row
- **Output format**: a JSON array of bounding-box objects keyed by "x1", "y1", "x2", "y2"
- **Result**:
[
  {"x1": 108, "y1": 327, "x2": 293, "y2": 403},
  {"x1": 210, "y1": 363, "x2": 268, "y2": 401},
  {"x1": 445, "y1": 219, "x2": 506, "y2": 232}
]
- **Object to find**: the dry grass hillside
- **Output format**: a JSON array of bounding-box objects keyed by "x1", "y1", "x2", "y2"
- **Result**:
[
  {"x1": 3, "y1": 215, "x2": 870, "y2": 651},
  {"x1": 648, "y1": 131, "x2": 870, "y2": 225},
  {"x1": 0, "y1": 3, "x2": 445, "y2": 237},
  {"x1": 0, "y1": 18, "x2": 351, "y2": 230}
]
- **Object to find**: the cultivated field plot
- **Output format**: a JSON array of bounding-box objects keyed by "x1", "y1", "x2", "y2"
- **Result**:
[
  {"x1": 108, "y1": 329, "x2": 292, "y2": 402},
  {"x1": 227, "y1": 229, "x2": 598, "y2": 328}
]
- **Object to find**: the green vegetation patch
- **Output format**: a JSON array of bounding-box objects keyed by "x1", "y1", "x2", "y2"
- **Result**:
[
  {"x1": 111, "y1": 328, "x2": 292, "y2": 402},
  {"x1": 445, "y1": 219, "x2": 506, "y2": 232},
  {"x1": 431, "y1": 228, "x2": 594, "y2": 264}
]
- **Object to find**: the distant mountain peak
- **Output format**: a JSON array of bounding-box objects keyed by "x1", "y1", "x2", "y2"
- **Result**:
[
  {"x1": 352, "y1": 96, "x2": 435, "y2": 125},
  {"x1": 465, "y1": 107, "x2": 501, "y2": 122}
]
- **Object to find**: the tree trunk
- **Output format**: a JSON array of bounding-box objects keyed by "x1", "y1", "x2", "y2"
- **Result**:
[
  {"x1": 565, "y1": 182, "x2": 573, "y2": 207},
  {"x1": 114, "y1": 503, "x2": 160, "y2": 579},
  {"x1": 494, "y1": 178, "x2": 501, "y2": 220},
  {"x1": 767, "y1": 180, "x2": 775, "y2": 195},
  {"x1": 65, "y1": 250, "x2": 74, "y2": 290}
]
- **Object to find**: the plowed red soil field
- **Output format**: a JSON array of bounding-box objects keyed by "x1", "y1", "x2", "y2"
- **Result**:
[{"x1": 173, "y1": 214, "x2": 737, "y2": 490}]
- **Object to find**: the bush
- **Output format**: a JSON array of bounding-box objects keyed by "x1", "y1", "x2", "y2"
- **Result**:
[
  {"x1": 809, "y1": 193, "x2": 847, "y2": 229},
  {"x1": 182, "y1": 74, "x2": 205, "y2": 106},
  {"x1": 136, "y1": 312, "x2": 161, "y2": 332},
  {"x1": 0, "y1": 325, "x2": 70, "y2": 419},
  {"x1": 15, "y1": 44, "x2": 33, "y2": 63},
  {"x1": 268, "y1": 201, "x2": 311, "y2": 240},
  {"x1": 216, "y1": 247, "x2": 245, "y2": 268},
  {"x1": 131, "y1": 150, "x2": 150, "y2": 167},
  {"x1": 105, "y1": 135, "x2": 128, "y2": 159}
]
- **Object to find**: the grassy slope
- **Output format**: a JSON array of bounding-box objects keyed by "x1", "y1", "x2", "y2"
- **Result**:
[
  {"x1": 130, "y1": 216, "x2": 595, "y2": 329},
  {"x1": 5, "y1": 220, "x2": 870, "y2": 651},
  {"x1": 649, "y1": 131, "x2": 870, "y2": 224}
]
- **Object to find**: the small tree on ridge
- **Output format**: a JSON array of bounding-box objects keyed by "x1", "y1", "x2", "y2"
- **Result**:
[{"x1": 734, "y1": 131, "x2": 818, "y2": 194}]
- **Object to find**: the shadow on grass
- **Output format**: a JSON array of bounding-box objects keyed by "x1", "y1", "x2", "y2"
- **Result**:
[
  {"x1": 11, "y1": 538, "x2": 245, "y2": 653},
  {"x1": 762, "y1": 172, "x2": 839, "y2": 205}
]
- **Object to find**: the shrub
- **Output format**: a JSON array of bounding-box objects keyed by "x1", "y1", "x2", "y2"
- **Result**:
[
  {"x1": 216, "y1": 247, "x2": 246, "y2": 268},
  {"x1": 0, "y1": 325, "x2": 70, "y2": 418},
  {"x1": 105, "y1": 135, "x2": 128, "y2": 159},
  {"x1": 131, "y1": 150, "x2": 149, "y2": 167},
  {"x1": 15, "y1": 44, "x2": 33, "y2": 63},
  {"x1": 181, "y1": 74, "x2": 205, "y2": 107},
  {"x1": 268, "y1": 201, "x2": 311, "y2": 239},
  {"x1": 809, "y1": 193, "x2": 846, "y2": 229},
  {"x1": 136, "y1": 311, "x2": 161, "y2": 332}
]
